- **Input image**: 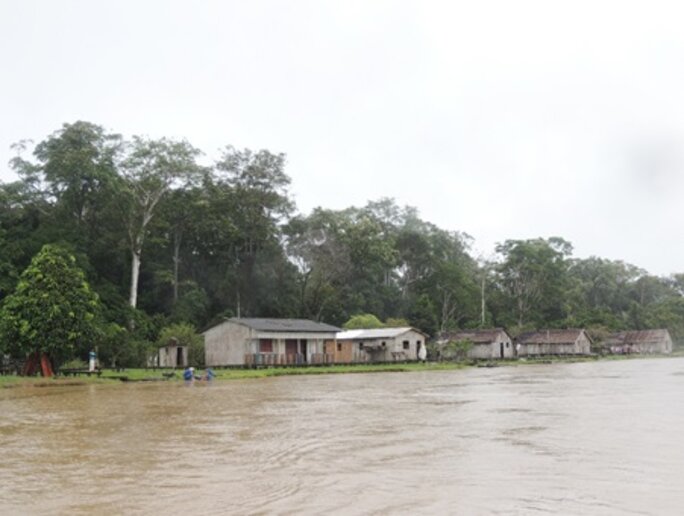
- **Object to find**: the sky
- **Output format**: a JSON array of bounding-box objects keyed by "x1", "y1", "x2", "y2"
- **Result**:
[{"x1": 1, "y1": 0, "x2": 683, "y2": 275}]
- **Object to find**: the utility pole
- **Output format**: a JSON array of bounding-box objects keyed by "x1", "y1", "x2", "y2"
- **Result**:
[{"x1": 481, "y1": 271, "x2": 486, "y2": 326}]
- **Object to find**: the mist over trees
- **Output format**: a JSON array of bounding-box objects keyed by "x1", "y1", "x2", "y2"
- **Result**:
[{"x1": 1, "y1": 121, "x2": 683, "y2": 365}]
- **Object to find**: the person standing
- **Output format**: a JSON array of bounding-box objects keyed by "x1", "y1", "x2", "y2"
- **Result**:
[
  {"x1": 418, "y1": 342, "x2": 427, "y2": 363},
  {"x1": 88, "y1": 350, "x2": 97, "y2": 372}
]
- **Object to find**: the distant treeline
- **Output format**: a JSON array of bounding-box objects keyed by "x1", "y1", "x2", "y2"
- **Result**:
[{"x1": 1, "y1": 121, "x2": 683, "y2": 365}]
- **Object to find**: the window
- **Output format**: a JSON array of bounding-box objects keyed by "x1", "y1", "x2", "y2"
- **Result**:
[
  {"x1": 506, "y1": 342, "x2": 510, "y2": 348},
  {"x1": 359, "y1": 342, "x2": 364, "y2": 350},
  {"x1": 337, "y1": 343, "x2": 342, "y2": 352},
  {"x1": 416, "y1": 340, "x2": 422, "y2": 347},
  {"x1": 403, "y1": 340, "x2": 409, "y2": 350},
  {"x1": 259, "y1": 339, "x2": 273, "y2": 353},
  {"x1": 381, "y1": 341, "x2": 386, "y2": 347}
]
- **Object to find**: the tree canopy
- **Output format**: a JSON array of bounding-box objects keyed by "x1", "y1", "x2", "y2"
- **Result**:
[
  {"x1": 0, "y1": 244, "x2": 101, "y2": 364},
  {"x1": 1, "y1": 121, "x2": 682, "y2": 367}
]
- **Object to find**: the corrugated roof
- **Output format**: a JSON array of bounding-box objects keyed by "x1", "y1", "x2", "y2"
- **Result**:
[
  {"x1": 605, "y1": 329, "x2": 671, "y2": 346},
  {"x1": 227, "y1": 318, "x2": 341, "y2": 333},
  {"x1": 336, "y1": 327, "x2": 423, "y2": 340},
  {"x1": 517, "y1": 329, "x2": 588, "y2": 345},
  {"x1": 438, "y1": 328, "x2": 509, "y2": 344}
]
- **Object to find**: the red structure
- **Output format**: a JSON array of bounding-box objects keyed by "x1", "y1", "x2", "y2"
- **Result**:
[{"x1": 22, "y1": 352, "x2": 54, "y2": 377}]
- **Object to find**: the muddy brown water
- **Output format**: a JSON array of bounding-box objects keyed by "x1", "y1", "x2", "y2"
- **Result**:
[{"x1": 2, "y1": 358, "x2": 684, "y2": 515}]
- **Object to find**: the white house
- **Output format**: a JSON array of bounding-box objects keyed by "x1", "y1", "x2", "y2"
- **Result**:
[{"x1": 335, "y1": 327, "x2": 428, "y2": 362}]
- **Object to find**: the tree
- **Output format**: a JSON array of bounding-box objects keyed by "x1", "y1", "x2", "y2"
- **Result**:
[
  {"x1": 121, "y1": 137, "x2": 201, "y2": 308},
  {"x1": 0, "y1": 244, "x2": 101, "y2": 367},
  {"x1": 343, "y1": 313, "x2": 385, "y2": 329},
  {"x1": 443, "y1": 339, "x2": 473, "y2": 361},
  {"x1": 157, "y1": 323, "x2": 204, "y2": 367},
  {"x1": 495, "y1": 237, "x2": 572, "y2": 328},
  {"x1": 213, "y1": 146, "x2": 294, "y2": 316},
  {"x1": 33, "y1": 121, "x2": 122, "y2": 227},
  {"x1": 0, "y1": 227, "x2": 17, "y2": 301}
]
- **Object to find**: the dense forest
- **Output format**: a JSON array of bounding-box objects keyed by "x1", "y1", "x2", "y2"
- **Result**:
[{"x1": 1, "y1": 121, "x2": 683, "y2": 366}]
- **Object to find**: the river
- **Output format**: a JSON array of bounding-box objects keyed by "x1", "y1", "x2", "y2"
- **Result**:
[{"x1": 2, "y1": 357, "x2": 684, "y2": 515}]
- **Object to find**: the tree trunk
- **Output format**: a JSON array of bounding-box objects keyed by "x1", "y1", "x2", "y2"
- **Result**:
[
  {"x1": 172, "y1": 230, "x2": 182, "y2": 304},
  {"x1": 129, "y1": 249, "x2": 141, "y2": 308}
]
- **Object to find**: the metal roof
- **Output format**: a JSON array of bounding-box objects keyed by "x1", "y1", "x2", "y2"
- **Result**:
[
  {"x1": 517, "y1": 329, "x2": 590, "y2": 345},
  {"x1": 604, "y1": 329, "x2": 671, "y2": 346},
  {"x1": 336, "y1": 327, "x2": 425, "y2": 340},
  {"x1": 228, "y1": 317, "x2": 341, "y2": 333}
]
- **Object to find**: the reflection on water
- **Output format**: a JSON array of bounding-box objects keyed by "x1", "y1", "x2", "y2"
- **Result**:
[{"x1": 2, "y1": 358, "x2": 684, "y2": 514}]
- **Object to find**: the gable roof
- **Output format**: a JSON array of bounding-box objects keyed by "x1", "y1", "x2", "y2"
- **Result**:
[
  {"x1": 605, "y1": 329, "x2": 671, "y2": 346},
  {"x1": 437, "y1": 328, "x2": 510, "y2": 344},
  {"x1": 336, "y1": 327, "x2": 427, "y2": 340},
  {"x1": 517, "y1": 329, "x2": 590, "y2": 345},
  {"x1": 208, "y1": 317, "x2": 341, "y2": 334}
]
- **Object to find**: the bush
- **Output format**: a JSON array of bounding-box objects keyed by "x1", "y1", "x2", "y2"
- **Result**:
[
  {"x1": 157, "y1": 323, "x2": 204, "y2": 367},
  {"x1": 343, "y1": 313, "x2": 384, "y2": 329}
]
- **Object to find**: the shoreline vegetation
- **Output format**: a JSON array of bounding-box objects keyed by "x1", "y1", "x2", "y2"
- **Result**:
[{"x1": 2, "y1": 352, "x2": 682, "y2": 389}]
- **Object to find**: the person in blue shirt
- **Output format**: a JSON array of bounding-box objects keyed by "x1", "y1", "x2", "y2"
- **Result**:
[
  {"x1": 183, "y1": 366, "x2": 195, "y2": 382},
  {"x1": 204, "y1": 368, "x2": 215, "y2": 381}
]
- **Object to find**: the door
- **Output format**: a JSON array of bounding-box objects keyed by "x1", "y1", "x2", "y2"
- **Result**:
[
  {"x1": 286, "y1": 339, "x2": 298, "y2": 364},
  {"x1": 500, "y1": 342, "x2": 504, "y2": 359},
  {"x1": 300, "y1": 340, "x2": 308, "y2": 362},
  {"x1": 176, "y1": 346, "x2": 184, "y2": 367}
]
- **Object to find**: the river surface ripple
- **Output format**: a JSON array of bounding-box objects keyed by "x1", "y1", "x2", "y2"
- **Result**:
[{"x1": 2, "y1": 357, "x2": 684, "y2": 515}]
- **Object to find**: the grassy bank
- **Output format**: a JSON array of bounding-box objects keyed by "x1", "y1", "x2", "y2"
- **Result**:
[
  {"x1": 1, "y1": 353, "x2": 680, "y2": 388},
  {"x1": 0, "y1": 362, "x2": 467, "y2": 387}
]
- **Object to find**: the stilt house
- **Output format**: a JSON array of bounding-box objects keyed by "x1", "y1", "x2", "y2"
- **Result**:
[
  {"x1": 516, "y1": 329, "x2": 592, "y2": 356},
  {"x1": 437, "y1": 328, "x2": 514, "y2": 359},
  {"x1": 604, "y1": 329, "x2": 673, "y2": 354},
  {"x1": 203, "y1": 318, "x2": 341, "y2": 366}
]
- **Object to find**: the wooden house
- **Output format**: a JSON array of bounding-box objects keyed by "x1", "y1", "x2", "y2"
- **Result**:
[
  {"x1": 604, "y1": 329, "x2": 673, "y2": 354},
  {"x1": 516, "y1": 329, "x2": 592, "y2": 356},
  {"x1": 334, "y1": 327, "x2": 428, "y2": 363},
  {"x1": 437, "y1": 328, "x2": 514, "y2": 359},
  {"x1": 203, "y1": 318, "x2": 341, "y2": 366}
]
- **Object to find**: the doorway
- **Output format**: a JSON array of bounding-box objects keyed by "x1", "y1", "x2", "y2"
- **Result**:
[
  {"x1": 300, "y1": 340, "x2": 308, "y2": 362},
  {"x1": 176, "y1": 346, "x2": 184, "y2": 367}
]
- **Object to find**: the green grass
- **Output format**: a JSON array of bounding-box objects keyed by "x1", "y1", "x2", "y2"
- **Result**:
[
  {"x1": 1, "y1": 353, "x2": 680, "y2": 388},
  {"x1": 0, "y1": 362, "x2": 466, "y2": 387}
]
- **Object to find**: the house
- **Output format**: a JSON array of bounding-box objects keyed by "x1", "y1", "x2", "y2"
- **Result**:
[
  {"x1": 516, "y1": 329, "x2": 592, "y2": 356},
  {"x1": 157, "y1": 338, "x2": 188, "y2": 368},
  {"x1": 203, "y1": 318, "x2": 341, "y2": 366},
  {"x1": 604, "y1": 329, "x2": 673, "y2": 354},
  {"x1": 334, "y1": 327, "x2": 428, "y2": 363},
  {"x1": 436, "y1": 328, "x2": 514, "y2": 359}
]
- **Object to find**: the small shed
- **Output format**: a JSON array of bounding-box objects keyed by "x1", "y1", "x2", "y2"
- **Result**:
[
  {"x1": 158, "y1": 338, "x2": 188, "y2": 368},
  {"x1": 604, "y1": 329, "x2": 673, "y2": 354},
  {"x1": 517, "y1": 329, "x2": 592, "y2": 356},
  {"x1": 437, "y1": 328, "x2": 514, "y2": 359},
  {"x1": 335, "y1": 327, "x2": 429, "y2": 363}
]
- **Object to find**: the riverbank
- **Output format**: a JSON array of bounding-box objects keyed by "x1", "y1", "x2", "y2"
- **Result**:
[
  {"x1": 0, "y1": 362, "x2": 468, "y2": 387},
  {"x1": 1, "y1": 352, "x2": 680, "y2": 388}
]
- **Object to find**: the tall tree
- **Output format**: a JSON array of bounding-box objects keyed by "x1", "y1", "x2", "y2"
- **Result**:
[
  {"x1": 120, "y1": 137, "x2": 201, "y2": 308},
  {"x1": 213, "y1": 147, "x2": 294, "y2": 315},
  {"x1": 33, "y1": 121, "x2": 122, "y2": 228},
  {"x1": 495, "y1": 237, "x2": 572, "y2": 328}
]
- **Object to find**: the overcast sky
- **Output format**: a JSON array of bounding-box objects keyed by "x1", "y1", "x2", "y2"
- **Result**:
[{"x1": 1, "y1": 1, "x2": 683, "y2": 275}]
